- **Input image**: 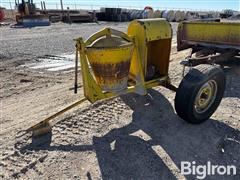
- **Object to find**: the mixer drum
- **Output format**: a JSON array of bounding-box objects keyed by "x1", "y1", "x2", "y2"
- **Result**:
[{"x1": 86, "y1": 36, "x2": 134, "y2": 92}]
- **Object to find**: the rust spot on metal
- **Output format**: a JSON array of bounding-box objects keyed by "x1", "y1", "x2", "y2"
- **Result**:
[{"x1": 91, "y1": 60, "x2": 131, "y2": 79}]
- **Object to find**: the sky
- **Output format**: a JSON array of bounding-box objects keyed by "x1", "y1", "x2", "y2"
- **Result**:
[{"x1": 1, "y1": 0, "x2": 239, "y2": 11}]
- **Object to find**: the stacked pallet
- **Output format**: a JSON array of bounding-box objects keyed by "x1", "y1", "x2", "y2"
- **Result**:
[
  {"x1": 38, "y1": 9, "x2": 95, "y2": 23},
  {"x1": 2, "y1": 9, "x2": 16, "y2": 20}
]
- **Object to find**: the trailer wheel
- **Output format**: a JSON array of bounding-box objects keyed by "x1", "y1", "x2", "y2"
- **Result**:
[{"x1": 174, "y1": 64, "x2": 226, "y2": 124}]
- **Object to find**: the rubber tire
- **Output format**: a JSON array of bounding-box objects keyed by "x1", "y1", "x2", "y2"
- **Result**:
[{"x1": 174, "y1": 64, "x2": 226, "y2": 124}]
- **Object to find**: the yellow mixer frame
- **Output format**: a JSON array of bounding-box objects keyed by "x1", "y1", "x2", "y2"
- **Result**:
[
  {"x1": 76, "y1": 18, "x2": 173, "y2": 103},
  {"x1": 27, "y1": 19, "x2": 177, "y2": 136}
]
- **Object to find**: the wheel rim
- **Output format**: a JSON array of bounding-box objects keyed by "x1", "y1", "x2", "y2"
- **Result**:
[{"x1": 194, "y1": 80, "x2": 218, "y2": 114}]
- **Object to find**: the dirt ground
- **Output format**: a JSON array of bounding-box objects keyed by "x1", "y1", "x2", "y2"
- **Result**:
[{"x1": 0, "y1": 22, "x2": 239, "y2": 180}]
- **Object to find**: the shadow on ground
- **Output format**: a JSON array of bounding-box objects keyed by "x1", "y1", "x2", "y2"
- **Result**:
[
  {"x1": 21, "y1": 89, "x2": 240, "y2": 180},
  {"x1": 222, "y1": 57, "x2": 240, "y2": 98}
]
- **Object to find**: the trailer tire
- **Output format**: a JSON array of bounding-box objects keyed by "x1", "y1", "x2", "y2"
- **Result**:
[{"x1": 174, "y1": 64, "x2": 226, "y2": 124}]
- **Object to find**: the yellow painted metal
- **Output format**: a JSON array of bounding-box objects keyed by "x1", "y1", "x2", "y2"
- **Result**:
[
  {"x1": 77, "y1": 38, "x2": 110, "y2": 103},
  {"x1": 86, "y1": 35, "x2": 134, "y2": 92},
  {"x1": 177, "y1": 21, "x2": 240, "y2": 50},
  {"x1": 194, "y1": 80, "x2": 217, "y2": 113},
  {"x1": 127, "y1": 18, "x2": 172, "y2": 78},
  {"x1": 26, "y1": 19, "x2": 174, "y2": 136},
  {"x1": 76, "y1": 30, "x2": 141, "y2": 103},
  {"x1": 85, "y1": 28, "x2": 132, "y2": 47},
  {"x1": 75, "y1": 19, "x2": 172, "y2": 103},
  {"x1": 26, "y1": 97, "x2": 87, "y2": 136}
]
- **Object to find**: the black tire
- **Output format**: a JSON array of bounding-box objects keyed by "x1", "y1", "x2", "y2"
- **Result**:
[{"x1": 174, "y1": 64, "x2": 226, "y2": 124}]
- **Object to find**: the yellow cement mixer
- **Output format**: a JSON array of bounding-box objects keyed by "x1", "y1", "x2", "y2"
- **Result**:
[{"x1": 27, "y1": 19, "x2": 226, "y2": 137}]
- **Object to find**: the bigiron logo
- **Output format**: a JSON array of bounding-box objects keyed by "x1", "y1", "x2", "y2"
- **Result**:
[{"x1": 181, "y1": 161, "x2": 237, "y2": 179}]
